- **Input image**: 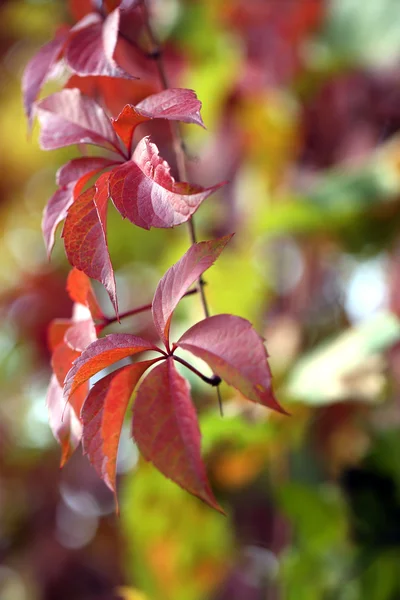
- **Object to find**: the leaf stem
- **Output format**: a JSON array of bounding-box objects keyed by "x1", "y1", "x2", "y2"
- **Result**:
[
  {"x1": 101, "y1": 287, "x2": 198, "y2": 328},
  {"x1": 142, "y1": 1, "x2": 221, "y2": 411},
  {"x1": 172, "y1": 355, "x2": 221, "y2": 388}
]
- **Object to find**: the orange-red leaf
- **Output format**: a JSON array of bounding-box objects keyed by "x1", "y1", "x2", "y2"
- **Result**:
[
  {"x1": 66, "y1": 268, "x2": 103, "y2": 321},
  {"x1": 64, "y1": 334, "x2": 161, "y2": 398},
  {"x1": 132, "y1": 358, "x2": 223, "y2": 512},
  {"x1": 62, "y1": 176, "x2": 118, "y2": 316},
  {"x1": 81, "y1": 359, "x2": 157, "y2": 495},
  {"x1": 112, "y1": 89, "x2": 205, "y2": 153}
]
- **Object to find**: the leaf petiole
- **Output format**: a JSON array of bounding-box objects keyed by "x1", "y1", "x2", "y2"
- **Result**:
[{"x1": 172, "y1": 354, "x2": 221, "y2": 388}]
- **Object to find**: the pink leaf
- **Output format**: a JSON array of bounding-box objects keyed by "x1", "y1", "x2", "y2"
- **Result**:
[
  {"x1": 22, "y1": 30, "x2": 68, "y2": 128},
  {"x1": 64, "y1": 333, "x2": 161, "y2": 398},
  {"x1": 109, "y1": 137, "x2": 223, "y2": 229},
  {"x1": 42, "y1": 187, "x2": 75, "y2": 258},
  {"x1": 132, "y1": 358, "x2": 223, "y2": 512},
  {"x1": 177, "y1": 314, "x2": 285, "y2": 413},
  {"x1": 64, "y1": 319, "x2": 97, "y2": 352},
  {"x1": 65, "y1": 9, "x2": 135, "y2": 80},
  {"x1": 56, "y1": 156, "x2": 116, "y2": 187},
  {"x1": 81, "y1": 359, "x2": 157, "y2": 496},
  {"x1": 112, "y1": 89, "x2": 204, "y2": 153},
  {"x1": 36, "y1": 88, "x2": 121, "y2": 152},
  {"x1": 152, "y1": 235, "x2": 233, "y2": 348},
  {"x1": 66, "y1": 268, "x2": 103, "y2": 320},
  {"x1": 119, "y1": 0, "x2": 142, "y2": 9},
  {"x1": 62, "y1": 175, "x2": 118, "y2": 316},
  {"x1": 136, "y1": 89, "x2": 205, "y2": 128},
  {"x1": 46, "y1": 375, "x2": 84, "y2": 467}
]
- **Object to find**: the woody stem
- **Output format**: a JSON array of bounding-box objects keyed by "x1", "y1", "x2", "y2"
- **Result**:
[{"x1": 101, "y1": 287, "x2": 198, "y2": 329}]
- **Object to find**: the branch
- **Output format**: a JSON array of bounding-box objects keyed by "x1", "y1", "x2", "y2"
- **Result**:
[{"x1": 101, "y1": 287, "x2": 198, "y2": 328}]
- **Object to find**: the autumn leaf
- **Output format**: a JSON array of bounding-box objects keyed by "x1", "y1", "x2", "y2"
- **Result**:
[
  {"x1": 177, "y1": 314, "x2": 286, "y2": 413},
  {"x1": 62, "y1": 177, "x2": 118, "y2": 316},
  {"x1": 132, "y1": 358, "x2": 224, "y2": 513},
  {"x1": 152, "y1": 235, "x2": 233, "y2": 348},
  {"x1": 109, "y1": 137, "x2": 224, "y2": 229},
  {"x1": 81, "y1": 359, "x2": 158, "y2": 496},
  {"x1": 64, "y1": 334, "x2": 161, "y2": 398}
]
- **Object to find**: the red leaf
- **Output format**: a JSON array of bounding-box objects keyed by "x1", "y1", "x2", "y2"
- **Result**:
[
  {"x1": 66, "y1": 268, "x2": 103, "y2": 320},
  {"x1": 152, "y1": 235, "x2": 233, "y2": 348},
  {"x1": 177, "y1": 315, "x2": 285, "y2": 413},
  {"x1": 65, "y1": 9, "x2": 135, "y2": 80},
  {"x1": 64, "y1": 319, "x2": 97, "y2": 352},
  {"x1": 48, "y1": 319, "x2": 72, "y2": 352},
  {"x1": 81, "y1": 359, "x2": 157, "y2": 496},
  {"x1": 43, "y1": 157, "x2": 116, "y2": 258},
  {"x1": 64, "y1": 333, "x2": 161, "y2": 398},
  {"x1": 132, "y1": 358, "x2": 223, "y2": 512},
  {"x1": 46, "y1": 375, "x2": 84, "y2": 467},
  {"x1": 109, "y1": 137, "x2": 223, "y2": 229},
  {"x1": 36, "y1": 88, "x2": 121, "y2": 152},
  {"x1": 112, "y1": 89, "x2": 204, "y2": 153},
  {"x1": 22, "y1": 30, "x2": 68, "y2": 128},
  {"x1": 62, "y1": 175, "x2": 118, "y2": 316}
]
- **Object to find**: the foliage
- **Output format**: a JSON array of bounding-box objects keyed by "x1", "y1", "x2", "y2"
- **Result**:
[{"x1": 2, "y1": 0, "x2": 400, "y2": 598}]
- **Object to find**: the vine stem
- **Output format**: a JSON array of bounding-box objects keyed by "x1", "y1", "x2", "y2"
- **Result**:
[
  {"x1": 141, "y1": 1, "x2": 223, "y2": 415},
  {"x1": 101, "y1": 287, "x2": 198, "y2": 329}
]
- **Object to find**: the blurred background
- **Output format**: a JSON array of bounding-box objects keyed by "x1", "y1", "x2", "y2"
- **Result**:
[{"x1": 2, "y1": 0, "x2": 400, "y2": 598}]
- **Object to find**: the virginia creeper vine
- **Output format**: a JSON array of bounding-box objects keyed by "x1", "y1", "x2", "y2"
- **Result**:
[{"x1": 23, "y1": 0, "x2": 284, "y2": 512}]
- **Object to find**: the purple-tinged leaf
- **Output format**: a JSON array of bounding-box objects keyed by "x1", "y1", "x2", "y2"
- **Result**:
[
  {"x1": 46, "y1": 375, "x2": 84, "y2": 467},
  {"x1": 119, "y1": 0, "x2": 142, "y2": 9},
  {"x1": 177, "y1": 314, "x2": 285, "y2": 413},
  {"x1": 112, "y1": 89, "x2": 204, "y2": 153},
  {"x1": 22, "y1": 30, "x2": 68, "y2": 128},
  {"x1": 56, "y1": 156, "x2": 116, "y2": 187},
  {"x1": 66, "y1": 267, "x2": 103, "y2": 320},
  {"x1": 65, "y1": 9, "x2": 135, "y2": 80},
  {"x1": 132, "y1": 358, "x2": 223, "y2": 512},
  {"x1": 36, "y1": 88, "x2": 121, "y2": 152},
  {"x1": 62, "y1": 175, "x2": 118, "y2": 316},
  {"x1": 64, "y1": 333, "x2": 161, "y2": 398},
  {"x1": 43, "y1": 187, "x2": 75, "y2": 258},
  {"x1": 136, "y1": 89, "x2": 205, "y2": 128},
  {"x1": 81, "y1": 359, "x2": 157, "y2": 497},
  {"x1": 109, "y1": 137, "x2": 223, "y2": 229},
  {"x1": 152, "y1": 236, "x2": 233, "y2": 348}
]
